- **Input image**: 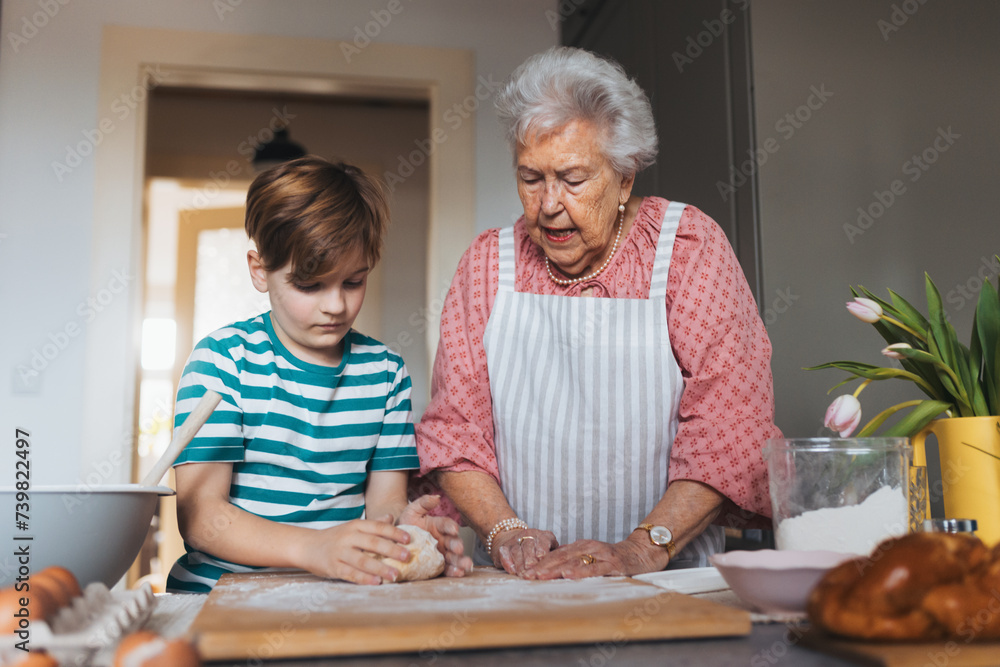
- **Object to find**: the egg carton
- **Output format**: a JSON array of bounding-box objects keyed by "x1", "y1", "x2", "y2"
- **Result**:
[{"x1": 1, "y1": 581, "x2": 155, "y2": 666}]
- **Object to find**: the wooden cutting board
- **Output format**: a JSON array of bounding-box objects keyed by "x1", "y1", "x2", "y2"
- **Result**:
[
  {"x1": 188, "y1": 568, "x2": 750, "y2": 660},
  {"x1": 800, "y1": 628, "x2": 1000, "y2": 666}
]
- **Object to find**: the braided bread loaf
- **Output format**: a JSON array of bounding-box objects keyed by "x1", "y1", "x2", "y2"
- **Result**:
[{"x1": 808, "y1": 532, "x2": 1000, "y2": 641}]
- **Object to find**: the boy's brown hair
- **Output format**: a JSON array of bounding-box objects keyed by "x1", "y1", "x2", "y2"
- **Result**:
[{"x1": 245, "y1": 156, "x2": 389, "y2": 282}]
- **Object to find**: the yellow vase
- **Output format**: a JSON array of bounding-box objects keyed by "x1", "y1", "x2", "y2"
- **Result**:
[{"x1": 912, "y1": 416, "x2": 1000, "y2": 545}]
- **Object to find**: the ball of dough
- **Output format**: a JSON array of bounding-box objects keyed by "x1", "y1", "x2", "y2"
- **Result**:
[{"x1": 380, "y1": 525, "x2": 445, "y2": 582}]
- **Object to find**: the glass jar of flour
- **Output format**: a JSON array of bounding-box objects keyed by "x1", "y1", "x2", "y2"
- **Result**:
[{"x1": 763, "y1": 438, "x2": 912, "y2": 555}]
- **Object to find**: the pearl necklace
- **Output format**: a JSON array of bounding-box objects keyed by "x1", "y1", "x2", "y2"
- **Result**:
[{"x1": 545, "y1": 205, "x2": 625, "y2": 286}]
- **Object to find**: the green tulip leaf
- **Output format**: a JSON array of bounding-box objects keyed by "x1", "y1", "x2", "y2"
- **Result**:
[
  {"x1": 887, "y1": 288, "x2": 930, "y2": 331},
  {"x1": 891, "y1": 346, "x2": 943, "y2": 366},
  {"x1": 828, "y1": 376, "x2": 861, "y2": 393},
  {"x1": 925, "y1": 273, "x2": 956, "y2": 370},
  {"x1": 951, "y1": 338, "x2": 977, "y2": 417},
  {"x1": 856, "y1": 400, "x2": 924, "y2": 437},
  {"x1": 879, "y1": 400, "x2": 953, "y2": 437},
  {"x1": 805, "y1": 361, "x2": 881, "y2": 374},
  {"x1": 975, "y1": 277, "x2": 1000, "y2": 415}
]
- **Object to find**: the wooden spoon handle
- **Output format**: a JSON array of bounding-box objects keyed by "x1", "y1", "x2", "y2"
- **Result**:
[{"x1": 141, "y1": 390, "x2": 222, "y2": 487}]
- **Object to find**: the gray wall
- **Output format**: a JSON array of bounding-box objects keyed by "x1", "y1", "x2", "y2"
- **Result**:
[{"x1": 753, "y1": 0, "x2": 1000, "y2": 438}]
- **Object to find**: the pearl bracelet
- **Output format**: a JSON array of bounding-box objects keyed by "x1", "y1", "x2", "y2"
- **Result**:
[{"x1": 486, "y1": 517, "x2": 528, "y2": 555}]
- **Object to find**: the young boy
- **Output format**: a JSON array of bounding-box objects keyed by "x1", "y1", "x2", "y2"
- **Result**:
[{"x1": 166, "y1": 156, "x2": 471, "y2": 593}]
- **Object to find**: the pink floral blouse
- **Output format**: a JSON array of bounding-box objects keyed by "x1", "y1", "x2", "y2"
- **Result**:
[{"x1": 415, "y1": 197, "x2": 782, "y2": 528}]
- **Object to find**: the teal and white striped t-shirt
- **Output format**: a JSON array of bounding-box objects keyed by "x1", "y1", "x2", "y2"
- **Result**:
[{"x1": 166, "y1": 312, "x2": 418, "y2": 593}]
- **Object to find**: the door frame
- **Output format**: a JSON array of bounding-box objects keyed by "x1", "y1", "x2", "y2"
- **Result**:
[{"x1": 173, "y1": 205, "x2": 250, "y2": 395}]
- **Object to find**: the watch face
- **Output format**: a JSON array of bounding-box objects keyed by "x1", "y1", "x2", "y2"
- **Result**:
[{"x1": 649, "y1": 526, "x2": 673, "y2": 546}]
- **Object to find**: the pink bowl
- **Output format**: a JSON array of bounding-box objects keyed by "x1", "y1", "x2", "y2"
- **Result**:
[{"x1": 709, "y1": 549, "x2": 856, "y2": 614}]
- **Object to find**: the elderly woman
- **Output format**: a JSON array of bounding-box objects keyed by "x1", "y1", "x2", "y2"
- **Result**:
[{"x1": 416, "y1": 47, "x2": 782, "y2": 578}]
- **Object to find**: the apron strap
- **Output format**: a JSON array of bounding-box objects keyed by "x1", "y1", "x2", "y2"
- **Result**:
[
  {"x1": 496, "y1": 226, "x2": 516, "y2": 293},
  {"x1": 649, "y1": 201, "x2": 686, "y2": 300}
]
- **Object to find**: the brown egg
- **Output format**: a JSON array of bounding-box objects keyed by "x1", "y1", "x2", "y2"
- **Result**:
[
  {"x1": 113, "y1": 631, "x2": 202, "y2": 667},
  {"x1": 31, "y1": 573, "x2": 73, "y2": 611},
  {"x1": 0, "y1": 586, "x2": 24, "y2": 633},
  {"x1": 28, "y1": 581, "x2": 59, "y2": 624},
  {"x1": 0, "y1": 582, "x2": 58, "y2": 631},
  {"x1": 12, "y1": 652, "x2": 60, "y2": 666},
  {"x1": 37, "y1": 566, "x2": 82, "y2": 601}
]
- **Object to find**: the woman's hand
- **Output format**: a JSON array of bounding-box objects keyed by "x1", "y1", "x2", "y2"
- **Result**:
[
  {"x1": 492, "y1": 528, "x2": 559, "y2": 576},
  {"x1": 523, "y1": 532, "x2": 669, "y2": 580},
  {"x1": 398, "y1": 495, "x2": 474, "y2": 577},
  {"x1": 296, "y1": 519, "x2": 415, "y2": 586}
]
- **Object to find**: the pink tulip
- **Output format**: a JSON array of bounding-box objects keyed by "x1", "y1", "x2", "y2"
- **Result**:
[
  {"x1": 824, "y1": 395, "x2": 862, "y2": 437},
  {"x1": 846, "y1": 298, "x2": 883, "y2": 323},
  {"x1": 882, "y1": 343, "x2": 912, "y2": 360}
]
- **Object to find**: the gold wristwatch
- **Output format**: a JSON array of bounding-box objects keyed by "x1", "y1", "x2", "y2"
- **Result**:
[{"x1": 636, "y1": 523, "x2": 677, "y2": 558}]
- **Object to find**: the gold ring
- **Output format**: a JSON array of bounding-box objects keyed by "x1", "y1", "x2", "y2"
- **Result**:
[
  {"x1": 580, "y1": 554, "x2": 596, "y2": 566},
  {"x1": 517, "y1": 536, "x2": 535, "y2": 545}
]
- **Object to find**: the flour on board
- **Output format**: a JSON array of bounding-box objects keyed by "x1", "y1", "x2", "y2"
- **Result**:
[{"x1": 214, "y1": 571, "x2": 661, "y2": 614}]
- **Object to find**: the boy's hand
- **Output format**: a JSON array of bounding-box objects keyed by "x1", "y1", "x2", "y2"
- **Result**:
[
  {"x1": 399, "y1": 495, "x2": 474, "y2": 577},
  {"x1": 298, "y1": 519, "x2": 414, "y2": 585}
]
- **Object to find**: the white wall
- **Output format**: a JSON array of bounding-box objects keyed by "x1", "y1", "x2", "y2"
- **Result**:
[
  {"x1": 0, "y1": 0, "x2": 557, "y2": 485},
  {"x1": 751, "y1": 0, "x2": 1000, "y2": 438}
]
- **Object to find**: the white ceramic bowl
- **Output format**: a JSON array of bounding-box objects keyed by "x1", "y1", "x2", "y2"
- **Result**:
[
  {"x1": 709, "y1": 549, "x2": 856, "y2": 614},
  {"x1": 0, "y1": 485, "x2": 173, "y2": 588}
]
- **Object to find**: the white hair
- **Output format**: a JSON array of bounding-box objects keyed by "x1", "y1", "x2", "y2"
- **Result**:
[{"x1": 494, "y1": 47, "x2": 658, "y2": 177}]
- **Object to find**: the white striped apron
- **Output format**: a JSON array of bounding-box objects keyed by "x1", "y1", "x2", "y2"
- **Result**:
[{"x1": 481, "y1": 201, "x2": 723, "y2": 568}]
